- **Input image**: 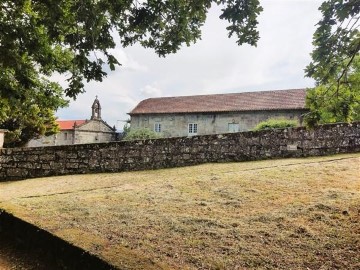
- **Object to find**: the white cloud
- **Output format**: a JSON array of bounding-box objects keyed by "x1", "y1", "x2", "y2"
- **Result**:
[{"x1": 140, "y1": 84, "x2": 163, "y2": 98}]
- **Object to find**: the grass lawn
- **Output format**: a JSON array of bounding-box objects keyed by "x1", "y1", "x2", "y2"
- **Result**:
[{"x1": 0, "y1": 153, "x2": 359, "y2": 269}]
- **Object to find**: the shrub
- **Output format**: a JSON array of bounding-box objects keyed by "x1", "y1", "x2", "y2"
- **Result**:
[
  {"x1": 122, "y1": 128, "x2": 161, "y2": 140},
  {"x1": 253, "y1": 118, "x2": 298, "y2": 131}
]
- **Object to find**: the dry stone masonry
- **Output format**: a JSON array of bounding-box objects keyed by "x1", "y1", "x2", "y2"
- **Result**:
[{"x1": 0, "y1": 122, "x2": 359, "y2": 181}]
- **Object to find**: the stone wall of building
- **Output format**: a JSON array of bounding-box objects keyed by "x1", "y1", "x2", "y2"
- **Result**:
[
  {"x1": 73, "y1": 120, "x2": 115, "y2": 144},
  {"x1": 27, "y1": 120, "x2": 116, "y2": 147},
  {"x1": 131, "y1": 110, "x2": 307, "y2": 137},
  {"x1": 0, "y1": 122, "x2": 359, "y2": 181}
]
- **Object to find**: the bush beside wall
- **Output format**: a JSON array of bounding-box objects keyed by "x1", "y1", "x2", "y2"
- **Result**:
[
  {"x1": 253, "y1": 118, "x2": 298, "y2": 131},
  {"x1": 0, "y1": 122, "x2": 359, "y2": 181}
]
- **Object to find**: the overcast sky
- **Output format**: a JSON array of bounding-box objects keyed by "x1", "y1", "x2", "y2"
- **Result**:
[{"x1": 56, "y1": 0, "x2": 324, "y2": 130}]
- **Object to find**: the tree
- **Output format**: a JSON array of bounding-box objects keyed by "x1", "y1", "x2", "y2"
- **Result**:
[
  {"x1": 305, "y1": 0, "x2": 360, "y2": 125},
  {"x1": 122, "y1": 121, "x2": 131, "y2": 137},
  {"x1": 0, "y1": 0, "x2": 263, "y2": 99},
  {"x1": 1, "y1": 0, "x2": 263, "y2": 146},
  {"x1": 304, "y1": 56, "x2": 360, "y2": 126},
  {"x1": 1, "y1": 78, "x2": 68, "y2": 147},
  {"x1": 306, "y1": 0, "x2": 359, "y2": 86}
]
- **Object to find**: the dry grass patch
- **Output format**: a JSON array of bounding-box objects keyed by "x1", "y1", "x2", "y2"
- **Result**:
[{"x1": 1, "y1": 154, "x2": 360, "y2": 269}]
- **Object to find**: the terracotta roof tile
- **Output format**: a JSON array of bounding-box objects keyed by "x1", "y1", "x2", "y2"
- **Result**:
[
  {"x1": 129, "y1": 89, "x2": 307, "y2": 115},
  {"x1": 56, "y1": 120, "x2": 86, "y2": 130}
]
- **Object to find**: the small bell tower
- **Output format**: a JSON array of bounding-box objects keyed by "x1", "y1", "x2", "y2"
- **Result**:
[{"x1": 91, "y1": 96, "x2": 102, "y2": 120}]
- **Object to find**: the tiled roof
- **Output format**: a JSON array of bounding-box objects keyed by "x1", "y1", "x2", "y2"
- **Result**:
[
  {"x1": 129, "y1": 89, "x2": 307, "y2": 115},
  {"x1": 56, "y1": 120, "x2": 86, "y2": 130}
]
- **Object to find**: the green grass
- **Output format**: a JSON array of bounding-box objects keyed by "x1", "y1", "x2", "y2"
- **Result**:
[{"x1": 1, "y1": 153, "x2": 360, "y2": 269}]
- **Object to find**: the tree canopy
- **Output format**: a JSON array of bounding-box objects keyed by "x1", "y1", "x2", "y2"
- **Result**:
[
  {"x1": 305, "y1": 0, "x2": 360, "y2": 126},
  {"x1": 305, "y1": 0, "x2": 360, "y2": 87},
  {"x1": 0, "y1": 0, "x2": 263, "y2": 99},
  {"x1": 0, "y1": 80, "x2": 68, "y2": 147},
  {"x1": 304, "y1": 55, "x2": 360, "y2": 126}
]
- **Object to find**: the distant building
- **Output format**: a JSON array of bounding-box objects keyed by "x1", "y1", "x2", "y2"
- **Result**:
[
  {"x1": 27, "y1": 97, "x2": 116, "y2": 147},
  {"x1": 129, "y1": 89, "x2": 308, "y2": 137}
]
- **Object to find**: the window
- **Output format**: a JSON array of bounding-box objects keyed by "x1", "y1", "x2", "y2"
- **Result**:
[
  {"x1": 154, "y1": 123, "x2": 161, "y2": 133},
  {"x1": 228, "y1": 123, "x2": 240, "y2": 133},
  {"x1": 64, "y1": 132, "x2": 68, "y2": 140},
  {"x1": 188, "y1": 123, "x2": 198, "y2": 135}
]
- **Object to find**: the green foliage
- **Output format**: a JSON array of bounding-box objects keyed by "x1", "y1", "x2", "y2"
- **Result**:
[
  {"x1": 305, "y1": 0, "x2": 360, "y2": 127},
  {"x1": 306, "y1": 0, "x2": 360, "y2": 86},
  {"x1": 123, "y1": 128, "x2": 162, "y2": 141},
  {"x1": 0, "y1": 0, "x2": 263, "y2": 100},
  {"x1": 123, "y1": 122, "x2": 131, "y2": 134},
  {"x1": 253, "y1": 118, "x2": 298, "y2": 131},
  {"x1": 304, "y1": 56, "x2": 360, "y2": 127},
  {"x1": 1, "y1": 78, "x2": 68, "y2": 147}
]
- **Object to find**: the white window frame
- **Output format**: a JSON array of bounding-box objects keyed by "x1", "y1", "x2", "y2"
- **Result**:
[
  {"x1": 188, "y1": 123, "x2": 198, "y2": 135},
  {"x1": 154, "y1": 123, "x2": 161, "y2": 133}
]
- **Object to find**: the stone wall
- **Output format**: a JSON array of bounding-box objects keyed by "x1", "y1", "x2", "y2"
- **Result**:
[{"x1": 0, "y1": 122, "x2": 359, "y2": 181}]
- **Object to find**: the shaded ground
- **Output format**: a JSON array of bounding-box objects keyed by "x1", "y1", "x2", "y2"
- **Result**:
[
  {"x1": 0, "y1": 210, "x2": 114, "y2": 270},
  {"x1": 0, "y1": 153, "x2": 359, "y2": 269},
  {"x1": 0, "y1": 234, "x2": 61, "y2": 270}
]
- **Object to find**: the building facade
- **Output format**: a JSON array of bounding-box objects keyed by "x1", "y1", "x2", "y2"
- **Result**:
[
  {"x1": 129, "y1": 89, "x2": 308, "y2": 137},
  {"x1": 27, "y1": 97, "x2": 116, "y2": 147}
]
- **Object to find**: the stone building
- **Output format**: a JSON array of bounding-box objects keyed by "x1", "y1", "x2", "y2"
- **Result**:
[
  {"x1": 129, "y1": 89, "x2": 308, "y2": 137},
  {"x1": 27, "y1": 97, "x2": 116, "y2": 147}
]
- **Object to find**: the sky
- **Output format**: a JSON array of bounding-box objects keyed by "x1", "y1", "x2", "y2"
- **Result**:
[{"x1": 56, "y1": 0, "x2": 324, "y2": 130}]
